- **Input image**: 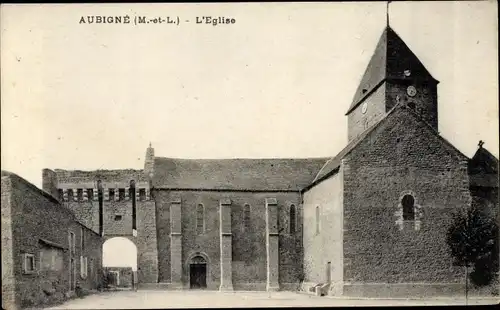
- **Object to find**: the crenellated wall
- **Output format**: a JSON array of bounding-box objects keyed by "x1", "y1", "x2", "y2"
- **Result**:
[{"x1": 41, "y1": 168, "x2": 158, "y2": 285}]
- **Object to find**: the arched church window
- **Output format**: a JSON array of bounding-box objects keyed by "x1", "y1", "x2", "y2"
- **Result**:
[
  {"x1": 289, "y1": 204, "x2": 296, "y2": 234},
  {"x1": 243, "y1": 204, "x2": 251, "y2": 231},
  {"x1": 402, "y1": 194, "x2": 415, "y2": 221},
  {"x1": 196, "y1": 204, "x2": 205, "y2": 234},
  {"x1": 315, "y1": 206, "x2": 320, "y2": 235}
]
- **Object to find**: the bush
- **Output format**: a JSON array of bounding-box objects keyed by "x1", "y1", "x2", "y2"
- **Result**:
[{"x1": 447, "y1": 205, "x2": 499, "y2": 287}]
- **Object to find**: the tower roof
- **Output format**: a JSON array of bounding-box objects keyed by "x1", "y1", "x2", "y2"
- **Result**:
[{"x1": 346, "y1": 26, "x2": 439, "y2": 115}]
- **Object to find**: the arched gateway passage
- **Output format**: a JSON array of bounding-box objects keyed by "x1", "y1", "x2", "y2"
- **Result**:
[{"x1": 103, "y1": 237, "x2": 138, "y2": 289}]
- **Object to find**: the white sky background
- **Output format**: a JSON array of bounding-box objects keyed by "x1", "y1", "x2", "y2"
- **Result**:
[
  {"x1": 1, "y1": 2, "x2": 498, "y2": 190},
  {"x1": 102, "y1": 237, "x2": 137, "y2": 270}
]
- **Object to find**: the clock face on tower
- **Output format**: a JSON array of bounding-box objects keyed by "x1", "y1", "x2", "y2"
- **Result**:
[
  {"x1": 361, "y1": 102, "x2": 368, "y2": 114},
  {"x1": 407, "y1": 85, "x2": 417, "y2": 97}
]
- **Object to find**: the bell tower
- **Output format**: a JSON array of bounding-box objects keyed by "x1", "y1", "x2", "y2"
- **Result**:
[{"x1": 345, "y1": 25, "x2": 440, "y2": 142}]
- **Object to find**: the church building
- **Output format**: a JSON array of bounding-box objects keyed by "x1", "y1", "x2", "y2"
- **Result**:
[{"x1": 41, "y1": 25, "x2": 498, "y2": 297}]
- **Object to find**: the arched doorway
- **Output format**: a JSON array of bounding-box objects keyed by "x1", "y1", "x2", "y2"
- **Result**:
[
  {"x1": 102, "y1": 237, "x2": 137, "y2": 289},
  {"x1": 189, "y1": 256, "x2": 207, "y2": 289}
]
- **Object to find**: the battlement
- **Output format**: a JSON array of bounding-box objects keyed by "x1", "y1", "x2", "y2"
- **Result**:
[
  {"x1": 57, "y1": 186, "x2": 151, "y2": 202},
  {"x1": 42, "y1": 168, "x2": 152, "y2": 203}
]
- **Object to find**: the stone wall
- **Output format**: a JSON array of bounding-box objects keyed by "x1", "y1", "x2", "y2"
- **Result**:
[
  {"x1": 104, "y1": 267, "x2": 133, "y2": 288},
  {"x1": 43, "y1": 169, "x2": 158, "y2": 285},
  {"x1": 154, "y1": 190, "x2": 303, "y2": 290},
  {"x1": 302, "y1": 167, "x2": 344, "y2": 295},
  {"x1": 1, "y1": 171, "x2": 103, "y2": 310},
  {"x1": 347, "y1": 83, "x2": 387, "y2": 142},
  {"x1": 1, "y1": 175, "x2": 19, "y2": 310},
  {"x1": 342, "y1": 106, "x2": 471, "y2": 297},
  {"x1": 385, "y1": 80, "x2": 438, "y2": 131}
]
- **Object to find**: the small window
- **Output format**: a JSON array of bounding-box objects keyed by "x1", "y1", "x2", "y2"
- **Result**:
[
  {"x1": 402, "y1": 194, "x2": 415, "y2": 221},
  {"x1": 196, "y1": 204, "x2": 205, "y2": 234},
  {"x1": 139, "y1": 189, "x2": 146, "y2": 201},
  {"x1": 58, "y1": 189, "x2": 64, "y2": 201},
  {"x1": 23, "y1": 253, "x2": 35, "y2": 273},
  {"x1": 290, "y1": 204, "x2": 296, "y2": 234},
  {"x1": 315, "y1": 206, "x2": 320, "y2": 235},
  {"x1": 87, "y1": 188, "x2": 94, "y2": 201},
  {"x1": 109, "y1": 189, "x2": 115, "y2": 201},
  {"x1": 118, "y1": 188, "x2": 125, "y2": 201},
  {"x1": 114, "y1": 215, "x2": 122, "y2": 221},
  {"x1": 67, "y1": 189, "x2": 74, "y2": 201},
  {"x1": 408, "y1": 102, "x2": 416, "y2": 110},
  {"x1": 243, "y1": 204, "x2": 251, "y2": 231}
]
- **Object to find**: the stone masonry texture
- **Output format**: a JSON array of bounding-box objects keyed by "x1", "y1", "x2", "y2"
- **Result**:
[
  {"x1": 154, "y1": 190, "x2": 303, "y2": 291},
  {"x1": 3, "y1": 24, "x2": 498, "y2": 306},
  {"x1": 342, "y1": 106, "x2": 471, "y2": 297},
  {"x1": 1, "y1": 171, "x2": 104, "y2": 310}
]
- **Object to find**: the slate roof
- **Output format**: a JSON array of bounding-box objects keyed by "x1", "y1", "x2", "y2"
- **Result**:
[
  {"x1": 152, "y1": 157, "x2": 329, "y2": 191},
  {"x1": 346, "y1": 26, "x2": 438, "y2": 115}
]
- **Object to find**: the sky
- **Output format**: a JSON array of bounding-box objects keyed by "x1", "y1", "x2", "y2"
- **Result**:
[{"x1": 1, "y1": 1, "x2": 499, "y2": 193}]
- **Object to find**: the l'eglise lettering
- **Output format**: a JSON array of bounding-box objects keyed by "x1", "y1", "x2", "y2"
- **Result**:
[
  {"x1": 79, "y1": 16, "x2": 131, "y2": 24},
  {"x1": 195, "y1": 16, "x2": 236, "y2": 26}
]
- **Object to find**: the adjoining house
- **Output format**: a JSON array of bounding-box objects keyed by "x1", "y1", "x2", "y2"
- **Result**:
[{"x1": 1, "y1": 171, "x2": 104, "y2": 310}]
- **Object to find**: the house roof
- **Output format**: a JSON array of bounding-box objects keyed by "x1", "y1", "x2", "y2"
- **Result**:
[
  {"x1": 346, "y1": 26, "x2": 438, "y2": 115},
  {"x1": 468, "y1": 146, "x2": 499, "y2": 188},
  {"x1": 469, "y1": 146, "x2": 499, "y2": 175},
  {"x1": 152, "y1": 157, "x2": 329, "y2": 191}
]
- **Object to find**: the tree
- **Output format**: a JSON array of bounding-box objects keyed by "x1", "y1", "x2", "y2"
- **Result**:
[{"x1": 447, "y1": 204, "x2": 499, "y2": 290}]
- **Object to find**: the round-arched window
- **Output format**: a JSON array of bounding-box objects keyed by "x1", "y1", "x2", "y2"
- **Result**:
[{"x1": 402, "y1": 194, "x2": 415, "y2": 221}]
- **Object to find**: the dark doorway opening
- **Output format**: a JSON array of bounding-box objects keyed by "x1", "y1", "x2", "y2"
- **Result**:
[
  {"x1": 190, "y1": 264, "x2": 207, "y2": 289},
  {"x1": 189, "y1": 256, "x2": 207, "y2": 289}
]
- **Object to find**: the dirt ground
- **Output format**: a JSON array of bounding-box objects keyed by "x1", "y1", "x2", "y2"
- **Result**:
[{"x1": 41, "y1": 290, "x2": 499, "y2": 309}]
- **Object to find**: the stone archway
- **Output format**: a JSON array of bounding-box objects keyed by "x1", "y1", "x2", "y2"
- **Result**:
[
  {"x1": 185, "y1": 252, "x2": 210, "y2": 289},
  {"x1": 102, "y1": 237, "x2": 138, "y2": 289}
]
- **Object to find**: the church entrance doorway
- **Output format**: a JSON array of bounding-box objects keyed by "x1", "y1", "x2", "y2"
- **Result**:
[{"x1": 189, "y1": 256, "x2": 207, "y2": 289}]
